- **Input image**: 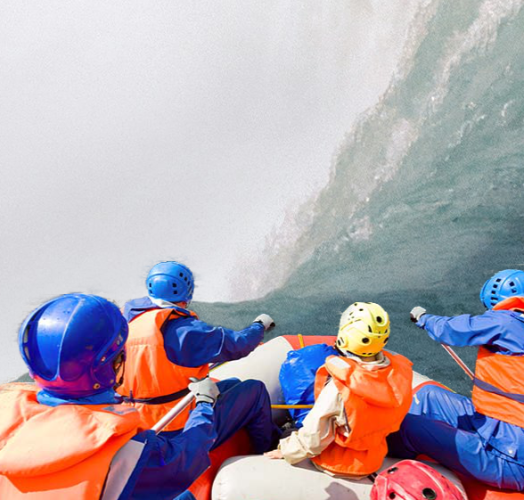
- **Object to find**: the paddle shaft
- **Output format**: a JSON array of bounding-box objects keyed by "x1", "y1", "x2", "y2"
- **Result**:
[
  {"x1": 441, "y1": 344, "x2": 474, "y2": 380},
  {"x1": 152, "y1": 391, "x2": 195, "y2": 434},
  {"x1": 152, "y1": 359, "x2": 230, "y2": 433}
]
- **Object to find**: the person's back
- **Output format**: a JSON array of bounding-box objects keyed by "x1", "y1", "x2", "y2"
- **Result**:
[
  {"x1": 120, "y1": 297, "x2": 209, "y2": 430},
  {"x1": 267, "y1": 302, "x2": 413, "y2": 477},
  {"x1": 0, "y1": 293, "x2": 222, "y2": 500},
  {"x1": 119, "y1": 262, "x2": 275, "y2": 432},
  {"x1": 310, "y1": 348, "x2": 413, "y2": 476},
  {"x1": 0, "y1": 382, "x2": 141, "y2": 499}
]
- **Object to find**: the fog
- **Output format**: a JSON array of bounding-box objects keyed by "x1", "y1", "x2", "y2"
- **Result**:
[{"x1": 0, "y1": 0, "x2": 420, "y2": 380}]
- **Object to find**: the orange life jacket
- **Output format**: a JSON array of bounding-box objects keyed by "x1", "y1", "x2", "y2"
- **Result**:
[
  {"x1": 311, "y1": 351, "x2": 413, "y2": 476},
  {"x1": 0, "y1": 383, "x2": 140, "y2": 500},
  {"x1": 118, "y1": 308, "x2": 209, "y2": 431},
  {"x1": 472, "y1": 296, "x2": 524, "y2": 428}
]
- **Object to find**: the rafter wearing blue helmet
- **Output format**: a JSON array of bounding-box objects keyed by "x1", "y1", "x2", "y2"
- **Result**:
[
  {"x1": 120, "y1": 261, "x2": 278, "y2": 448},
  {"x1": 388, "y1": 269, "x2": 524, "y2": 491},
  {"x1": 0, "y1": 294, "x2": 228, "y2": 499},
  {"x1": 146, "y1": 261, "x2": 195, "y2": 305},
  {"x1": 479, "y1": 269, "x2": 524, "y2": 310}
]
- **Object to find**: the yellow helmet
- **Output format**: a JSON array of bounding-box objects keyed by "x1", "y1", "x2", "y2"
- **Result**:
[{"x1": 336, "y1": 302, "x2": 390, "y2": 357}]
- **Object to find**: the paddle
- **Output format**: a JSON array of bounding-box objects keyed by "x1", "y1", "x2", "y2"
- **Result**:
[
  {"x1": 441, "y1": 344, "x2": 474, "y2": 380},
  {"x1": 152, "y1": 391, "x2": 196, "y2": 434}
]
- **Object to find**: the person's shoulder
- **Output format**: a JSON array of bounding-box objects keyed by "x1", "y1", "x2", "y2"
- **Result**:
[{"x1": 483, "y1": 309, "x2": 524, "y2": 325}]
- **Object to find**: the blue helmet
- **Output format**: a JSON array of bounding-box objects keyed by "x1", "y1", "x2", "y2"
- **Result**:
[
  {"x1": 146, "y1": 261, "x2": 195, "y2": 303},
  {"x1": 19, "y1": 294, "x2": 128, "y2": 398},
  {"x1": 480, "y1": 269, "x2": 524, "y2": 309}
]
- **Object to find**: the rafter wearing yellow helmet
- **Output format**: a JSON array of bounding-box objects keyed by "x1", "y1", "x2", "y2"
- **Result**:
[{"x1": 336, "y1": 302, "x2": 390, "y2": 357}]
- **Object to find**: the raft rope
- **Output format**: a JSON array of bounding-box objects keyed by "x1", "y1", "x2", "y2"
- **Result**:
[
  {"x1": 441, "y1": 344, "x2": 474, "y2": 380},
  {"x1": 297, "y1": 333, "x2": 305, "y2": 349},
  {"x1": 271, "y1": 404, "x2": 314, "y2": 409}
]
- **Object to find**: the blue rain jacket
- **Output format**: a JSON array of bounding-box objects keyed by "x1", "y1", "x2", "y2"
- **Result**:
[
  {"x1": 389, "y1": 310, "x2": 524, "y2": 489},
  {"x1": 126, "y1": 403, "x2": 216, "y2": 500},
  {"x1": 123, "y1": 297, "x2": 264, "y2": 367},
  {"x1": 417, "y1": 309, "x2": 524, "y2": 353},
  {"x1": 279, "y1": 343, "x2": 337, "y2": 427},
  {"x1": 389, "y1": 384, "x2": 524, "y2": 490},
  {"x1": 128, "y1": 377, "x2": 276, "y2": 499}
]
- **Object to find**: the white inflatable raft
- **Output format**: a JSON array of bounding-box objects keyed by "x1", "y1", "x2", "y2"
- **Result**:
[{"x1": 210, "y1": 335, "x2": 467, "y2": 500}]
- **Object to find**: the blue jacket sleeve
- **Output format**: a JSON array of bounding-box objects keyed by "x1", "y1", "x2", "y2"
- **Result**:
[
  {"x1": 418, "y1": 310, "x2": 524, "y2": 353},
  {"x1": 124, "y1": 403, "x2": 216, "y2": 500},
  {"x1": 163, "y1": 317, "x2": 265, "y2": 367}
]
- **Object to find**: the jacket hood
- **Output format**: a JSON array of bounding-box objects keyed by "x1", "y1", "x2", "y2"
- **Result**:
[{"x1": 122, "y1": 296, "x2": 158, "y2": 322}]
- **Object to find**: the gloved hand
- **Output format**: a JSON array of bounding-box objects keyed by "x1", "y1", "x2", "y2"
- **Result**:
[
  {"x1": 188, "y1": 377, "x2": 220, "y2": 405},
  {"x1": 253, "y1": 313, "x2": 276, "y2": 331},
  {"x1": 410, "y1": 306, "x2": 427, "y2": 323}
]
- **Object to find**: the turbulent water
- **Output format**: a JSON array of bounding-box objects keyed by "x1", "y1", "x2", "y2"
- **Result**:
[
  {"x1": 8, "y1": 1, "x2": 524, "y2": 396},
  {"x1": 201, "y1": 0, "x2": 524, "y2": 396},
  {"x1": 1, "y1": 0, "x2": 421, "y2": 383}
]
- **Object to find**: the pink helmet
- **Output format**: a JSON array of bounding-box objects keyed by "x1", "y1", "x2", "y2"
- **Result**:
[{"x1": 370, "y1": 460, "x2": 466, "y2": 500}]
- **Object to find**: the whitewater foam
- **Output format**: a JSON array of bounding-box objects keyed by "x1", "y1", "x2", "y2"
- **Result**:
[{"x1": 241, "y1": 0, "x2": 524, "y2": 302}]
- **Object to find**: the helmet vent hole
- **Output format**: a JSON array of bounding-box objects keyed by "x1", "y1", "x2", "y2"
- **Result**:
[
  {"x1": 362, "y1": 338, "x2": 370, "y2": 344},
  {"x1": 389, "y1": 494, "x2": 396, "y2": 499},
  {"x1": 359, "y1": 308, "x2": 364, "y2": 312},
  {"x1": 384, "y1": 338, "x2": 389, "y2": 343},
  {"x1": 368, "y1": 326, "x2": 372, "y2": 333},
  {"x1": 387, "y1": 467, "x2": 398, "y2": 474},
  {"x1": 510, "y1": 282, "x2": 515, "y2": 287},
  {"x1": 376, "y1": 316, "x2": 382, "y2": 323},
  {"x1": 496, "y1": 278, "x2": 502, "y2": 282},
  {"x1": 494, "y1": 284, "x2": 498, "y2": 288},
  {"x1": 422, "y1": 488, "x2": 437, "y2": 500},
  {"x1": 512, "y1": 288, "x2": 517, "y2": 293}
]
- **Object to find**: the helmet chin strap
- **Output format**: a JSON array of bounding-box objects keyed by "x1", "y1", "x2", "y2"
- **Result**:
[{"x1": 113, "y1": 352, "x2": 126, "y2": 390}]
